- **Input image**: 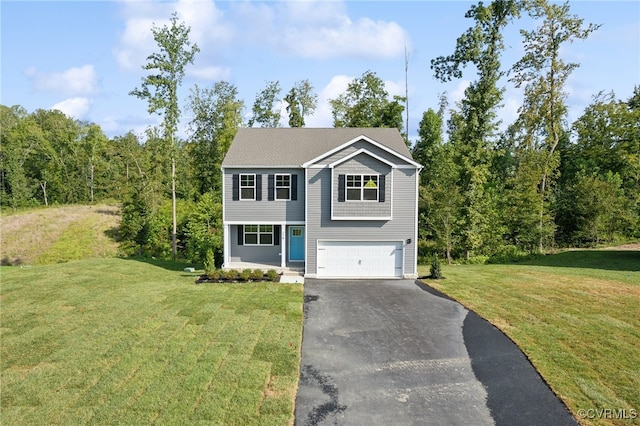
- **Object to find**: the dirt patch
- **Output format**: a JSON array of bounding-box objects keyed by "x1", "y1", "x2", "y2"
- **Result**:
[
  {"x1": 0, "y1": 204, "x2": 120, "y2": 265},
  {"x1": 603, "y1": 243, "x2": 640, "y2": 251}
]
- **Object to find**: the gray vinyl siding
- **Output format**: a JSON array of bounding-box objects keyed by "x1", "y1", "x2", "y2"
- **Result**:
[
  {"x1": 229, "y1": 225, "x2": 280, "y2": 265},
  {"x1": 223, "y1": 168, "x2": 304, "y2": 222},
  {"x1": 332, "y1": 154, "x2": 392, "y2": 218},
  {"x1": 321, "y1": 140, "x2": 414, "y2": 167},
  {"x1": 306, "y1": 166, "x2": 418, "y2": 276}
]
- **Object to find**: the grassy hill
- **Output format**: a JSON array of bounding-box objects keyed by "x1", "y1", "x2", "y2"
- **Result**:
[{"x1": 1, "y1": 204, "x2": 121, "y2": 265}]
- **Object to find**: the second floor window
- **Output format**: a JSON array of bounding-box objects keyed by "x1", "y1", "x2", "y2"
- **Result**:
[
  {"x1": 275, "y1": 174, "x2": 291, "y2": 200},
  {"x1": 240, "y1": 174, "x2": 255, "y2": 200},
  {"x1": 346, "y1": 174, "x2": 378, "y2": 201}
]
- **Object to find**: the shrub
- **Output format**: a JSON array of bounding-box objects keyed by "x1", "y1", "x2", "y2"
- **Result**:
[
  {"x1": 266, "y1": 269, "x2": 280, "y2": 282},
  {"x1": 251, "y1": 269, "x2": 265, "y2": 281},
  {"x1": 224, "y1": 269, "x2": 238, "y2": 281},
  {"x1": 207, "y1": 269, "x2": 220, "y2": 280},
  {"x1": 430, "y1": 254, "x2": 443, "y2": 279},
  {"x1": 204, "y1": 249, "x2": 216, "y2": 275},
  {"x1": 240, "y1": 269, "x2": 253, "y2": 281}
]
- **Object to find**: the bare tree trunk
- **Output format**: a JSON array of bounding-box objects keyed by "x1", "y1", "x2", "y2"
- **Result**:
[
  {"x1": 40, "y1": 181, "x2": 48, "y2": 206},
  {"x1": 90, "y1": 163, "x2": 95, "y2": 203},
  {"x1": 171, "y1": 156, "x2": 177, "y2": 261}
]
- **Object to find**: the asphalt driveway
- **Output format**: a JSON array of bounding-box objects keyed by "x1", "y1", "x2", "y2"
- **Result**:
[{"x1": 295, "y1": 279, "x2": 577, "y2": 426}]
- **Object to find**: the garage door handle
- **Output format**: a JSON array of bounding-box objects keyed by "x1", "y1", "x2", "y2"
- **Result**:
[{"x1": 358, "y1": 260, "x2": 361, "y2": 265}]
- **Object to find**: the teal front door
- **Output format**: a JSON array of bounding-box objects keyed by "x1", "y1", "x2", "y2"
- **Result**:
[{"x1": 289, "y1": 226, "x2": 304, "y2": 262}]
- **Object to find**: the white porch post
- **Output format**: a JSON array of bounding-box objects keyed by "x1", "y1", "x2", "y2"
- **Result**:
[
  {"x1": 280, "y1": 224, "x2": 286, "y2": 268},
  {"x1": 223, "y1": 223, "x2": 230, "y2": 268}
]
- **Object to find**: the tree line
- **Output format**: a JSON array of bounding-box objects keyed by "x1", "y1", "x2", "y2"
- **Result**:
[{"x1": 1, "y1": 0, "x2": 638, "y2": 266}]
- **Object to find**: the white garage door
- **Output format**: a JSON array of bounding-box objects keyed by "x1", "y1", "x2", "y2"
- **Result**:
[{"x1": 317, "y1": 241, "x2": 403, "y2": 278}]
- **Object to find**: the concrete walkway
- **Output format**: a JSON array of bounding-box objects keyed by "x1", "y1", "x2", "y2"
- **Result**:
[{"x1": 295, "y1": 279, "x2": 577, "y2": 426}]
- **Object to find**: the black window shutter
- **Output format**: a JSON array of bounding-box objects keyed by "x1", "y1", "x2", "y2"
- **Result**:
[
  {"x1": 256, "y1": 174, "x2": 262, "y2": 201},
  {"x1": 338, "y1": 174, "x2": 345, "y2": 202},
  {"x1": 291, "y1": 175, "x2": 298, "y2": 201},
  {"x1": 274, "y1": 225, "x2": 280, "y2": 246},
  {"x1": 237, "y1": 225, "x2": 243, "y2": 245},
  {"x1": 232, "y1": 174, "x2": 239, "y2": 201},
  {"x1": 379, "y1": 175, "x2": 386, "y2": 202},
  {"x1": 268, "y1": 174, "x2": 275, "y2": 201}
]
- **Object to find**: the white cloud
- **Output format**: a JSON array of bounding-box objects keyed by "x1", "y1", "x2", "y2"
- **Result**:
[
  {"x1": 25, "y1": 65, "x2": 99, "y2": 95},
  {"x1": 51, "y1": 97, "x2": 91, "y2": 119},
  {"x1": 306, "y1": 74, "x2": 353, "y2": 127},
  {"x1": 235, "y1": 0, "x2": 411, "y2": 60},
  {"x1": 114, "y1": 0, "x2": 232, "y2": 72}
]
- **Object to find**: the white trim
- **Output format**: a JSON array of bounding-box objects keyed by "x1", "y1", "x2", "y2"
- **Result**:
[
  {"x1": 413, "y1": 170, "x2": 420, "y2": 276},
  {"x1": 304, "y1": 168, "x2": 308, "y2": 277},
  {"x1": 225, "y1": 220, "x2": 305, "y2": 225},
  {"x1": 302, "y1": 134, "x2": 422, "y2": 169},
  {"x1": 329, "y1": 216, "x2": 393, "y2": 221},
  {"x1": 328, "y1": 148, "x2": 397, "y2": 169},
  {"x1": 344, "y1": 174, "x2": 380, "y2": 202},
  {"x1": 222, "y1": 165, "x2": 301, "y2": 169},
  {"x1": 239, "y1": 173, "x2": 256, "y2": 201},
  {"x1": 243, "y1": 224, "x2": 275, "y2": 246},
  {"x1": 222, "y1": 166, "x2": 229, "y2": 268},
  {"x1": 274, "y1": 173, "x2": 291, "y2": 201}
]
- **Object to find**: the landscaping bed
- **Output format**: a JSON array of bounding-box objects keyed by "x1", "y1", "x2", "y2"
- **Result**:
[{"x1": 195, "y1": 268, "x2": 280, "y2": 284}]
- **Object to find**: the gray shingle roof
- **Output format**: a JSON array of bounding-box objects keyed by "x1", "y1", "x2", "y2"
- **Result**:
[{"x1": 221, "y1": 127, "x2": 414, "y2": 167}]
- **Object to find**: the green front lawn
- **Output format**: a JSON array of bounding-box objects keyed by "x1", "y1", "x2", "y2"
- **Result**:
[
  {"x1": 0, "y1": 258, "x2": 303, "y2": 425},
  {"x1": 420, "y1": 250, "x2": 640, "y2": 426}
]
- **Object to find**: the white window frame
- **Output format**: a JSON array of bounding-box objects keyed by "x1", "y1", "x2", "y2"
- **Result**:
[
  {"x1": 243, "y1": 224, "x2": 274, "y2": 246},
  {"x1": 240, "y1": 174, "x2": 256, "y2": 200},
  {"x1": 346, "y1": 174, "x2": 379, "y2": 202},
  {"x1": 275, "y1": 174, "x2": 291, "y2": 201}
]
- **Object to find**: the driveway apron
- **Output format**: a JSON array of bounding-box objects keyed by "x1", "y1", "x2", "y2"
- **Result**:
[{"x1": 295, "y1": 279, "x2": 576, "y2": 426}]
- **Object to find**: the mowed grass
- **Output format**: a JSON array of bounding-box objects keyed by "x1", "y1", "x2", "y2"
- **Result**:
[
  {"x1": 1, "y1": 258, "x2": 303, "y2": 425},
  {"x1": 420, "y1": 250, "x2": 640, "y2": 426}
]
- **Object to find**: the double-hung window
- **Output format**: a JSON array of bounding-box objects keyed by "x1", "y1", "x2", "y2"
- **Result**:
[
  {"x1": 243, "y1": 225, "x2": 274, "y2": 245},
  {"x1": 275, "y1": 174, "x2": 291, "y2": 200},
  {"x1": 346, "y1": 174, "x2": 378, "y2": 201},
  {"x1": 240, "y1": 174, "x2": 255, "y2": 200}
]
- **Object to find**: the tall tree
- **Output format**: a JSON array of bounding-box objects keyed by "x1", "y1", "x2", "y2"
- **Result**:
[
  {"x1": 330, "y1": 70, "x2": 405, "y2": 133},
  {"x1": 431, "y1": 0, "x2": 520, "y2": 258},
  {"x1": 248, "y1": 80, "x2": 282, "y2": 128},
  {"x1": 510, "y1": 0, "x2": 600, "y2": 250},
  {"x1": 130, "y1": 12, "x2": 199, "y2": 260},
  {"x1": 284, "y1": 79, "x2": 318, "y2": 127},
  {"x1": 187, "y1": 81, "x2": 244, "y2": 195}
]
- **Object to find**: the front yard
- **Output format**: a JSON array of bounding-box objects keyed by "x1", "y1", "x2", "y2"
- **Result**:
[
  {"x1": 420, "y1": 250, "x2": 640, "y2": 426},
  {"x1": 0, "y1": 258, "x2": 303, "y2": 425}
]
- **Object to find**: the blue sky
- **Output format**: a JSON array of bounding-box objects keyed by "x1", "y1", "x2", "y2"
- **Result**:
[{"x1": 2, "y1": 0, "x2": 639, "y2": 141}]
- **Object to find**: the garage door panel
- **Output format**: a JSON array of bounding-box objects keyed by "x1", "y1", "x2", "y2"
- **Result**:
[{"x1": 317, "y1": 241, "x2": 402, "y2": 278}]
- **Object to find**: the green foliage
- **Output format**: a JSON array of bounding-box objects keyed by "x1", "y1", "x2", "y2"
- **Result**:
[
  {"x1": 266, "y1": 269, "x2": 279, "y2": 282},
  {"x1": 240, "y1": 269, "x2": 253, "y2": 281},
  {"x1": 283, "y1": 79, "x2": 318, "y2": 128},
  {"x1": 183, "y1": 192, "x2": 223, "y2": 266},
  {"x1": 330, "y1": 70, "x2": 405, "y2": 132},
  {"x1": 248, "y1": 80, "x2": 282, "y2": 128},
  {"x1": 430, "y1": 255, "x2": 442, "y2": 279},
  {"x1": 204, "y1": 249, "x2": 216, "y2": 275},
  {"x1": 251, "y1": 269, "x2": 265, "y2": 281},
  {"x1": 224, "y1": 269, "x2": 238, "y2": 281}
]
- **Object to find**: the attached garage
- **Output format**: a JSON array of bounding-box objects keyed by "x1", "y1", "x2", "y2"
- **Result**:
[{"x1": 316, "y1": 241, "x2": 403, "y2": 278}]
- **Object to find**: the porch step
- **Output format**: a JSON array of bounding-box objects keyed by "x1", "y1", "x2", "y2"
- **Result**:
[{"x1": 279, "y1": 271, "x2": 304, "y2": 284}]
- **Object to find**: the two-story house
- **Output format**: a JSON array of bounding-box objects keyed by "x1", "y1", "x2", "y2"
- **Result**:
[{"x1": 221, "y1": 127, "x2": 422, "y2": 279}]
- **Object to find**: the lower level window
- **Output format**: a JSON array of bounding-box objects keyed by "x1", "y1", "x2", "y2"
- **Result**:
[{"x1": 244, "y1": 225, "x2": 273, "y2": 245}]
